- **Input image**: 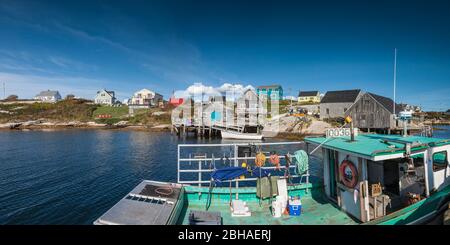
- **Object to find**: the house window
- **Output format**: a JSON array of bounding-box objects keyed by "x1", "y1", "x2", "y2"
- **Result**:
[
  {"x1": 433, "y1": 151, "x2": 448, "y2": 172},
  {"x1": 326, "y1": 108, "x2": 329, "y2": 114}
]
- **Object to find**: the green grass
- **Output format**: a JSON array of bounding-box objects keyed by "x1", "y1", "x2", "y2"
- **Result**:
[
  {"x1": 0, "y1": 100, "x2": 173, "y2": 127},
  {"x1": 128, "y1": 111, "x2": 171, "y2": 125},
  {"x1": 92, "y1": 105, "x2": 129, "y2": 119},
  {"x1": 0, "y1": 99, "x2": 98, "y2": 123}
]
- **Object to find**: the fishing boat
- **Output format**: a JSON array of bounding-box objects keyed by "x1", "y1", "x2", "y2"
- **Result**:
[{"x1": 95, "y1": 129, "x2": 450, "y2": 225}]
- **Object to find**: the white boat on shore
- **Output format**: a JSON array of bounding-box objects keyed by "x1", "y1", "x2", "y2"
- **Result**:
[{"x1": 220, "y1": 129, "x2": 263, "y2": 140}]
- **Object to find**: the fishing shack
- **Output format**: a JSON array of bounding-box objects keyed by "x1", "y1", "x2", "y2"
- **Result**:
[{"x1": 305, "y1": 130, "x2": 450, "y2": 223}]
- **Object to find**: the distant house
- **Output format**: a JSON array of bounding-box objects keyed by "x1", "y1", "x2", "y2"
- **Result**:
[
  {"x1": 398, "y1": 103, "x2": 422, "y2": 113},
  {"x1": 94, "y1": 89, "x2": 116, "y2": 105},
  {"x1": 208, "y1": 95, "x2": 226, "y2": 103},
  {"x1": 256, "y1": 85, "x2": 283, "y2": 101},
  {"x1": 345, "y1": 92, "x2": 403, "y2": 130},
  {"x1": 34, "y1": 90, "x2": 62, "y2": 103},
  {"x1": 320, "y1": 89, "x2": 362, "y2": 119},
  {"x1": 298, "y1": 91, "x2": 320, "y2": 104},
  {"x1": 130, "y1": 89, "x2": 163, "y2": 107},
  {"x1": 203, "y1": 100, "x2": 234, "y2": 127},
  {"x1": 236, "y1": 89, "x2": 266, "y2": 127}
]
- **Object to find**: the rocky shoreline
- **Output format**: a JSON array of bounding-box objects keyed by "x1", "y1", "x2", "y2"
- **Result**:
[{"x1": 0, "y1": 120, "x2": 172, "y2": 132}]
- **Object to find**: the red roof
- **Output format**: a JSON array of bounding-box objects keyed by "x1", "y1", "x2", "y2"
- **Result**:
[{"x1": 169, "y1": 97, "x2": 184, "y2": 106}]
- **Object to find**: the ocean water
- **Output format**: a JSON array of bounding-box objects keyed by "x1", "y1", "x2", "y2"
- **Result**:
[
  {"x1": 0, "y1": 126, "x2": 448, "y2": 224},
  {"x1": 0, "y1": 130, "x2": 313, "y2": 224}
]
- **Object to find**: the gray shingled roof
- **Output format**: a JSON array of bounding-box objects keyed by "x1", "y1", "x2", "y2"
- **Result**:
[
  {"x1": 257, "y1": 85, "x2": 282, "y2": 89},
  {"x1": 367, "y1": 92, "x2": 402, "y2": 114},
  {"x1": 298, "y1": 91, "x2": 319, "y2": 97},
  {"x1": 36, "y1": 90, "x2": 59, "y2": 97},
  {"x1": 321, "y1": 89, "x2": 361, "y2": 103}
]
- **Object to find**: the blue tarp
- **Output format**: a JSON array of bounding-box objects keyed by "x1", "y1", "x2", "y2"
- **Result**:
[
  {"x1": 211, "y1": 167, "x2": 248, "y2": 183},
  {"x1": 251, "y1": 167, "x2": 270, "y2": 177},
  {"x1": 211, "y1": 167, "x2": 270, "y2": 183}
]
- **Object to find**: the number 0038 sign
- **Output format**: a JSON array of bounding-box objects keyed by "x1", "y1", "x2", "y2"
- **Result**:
[{"x1": 326, "y1": 128, "x2": 358, "y2": 138}]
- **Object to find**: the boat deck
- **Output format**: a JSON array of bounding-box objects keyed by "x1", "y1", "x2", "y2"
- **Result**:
[{"x1": 179, "y1": 192, "x2": 358, "y2": 225}]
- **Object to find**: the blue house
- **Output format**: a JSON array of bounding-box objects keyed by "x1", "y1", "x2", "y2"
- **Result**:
[{"x1": 256, "y1": 85, "x2": 283, "y2": 100}]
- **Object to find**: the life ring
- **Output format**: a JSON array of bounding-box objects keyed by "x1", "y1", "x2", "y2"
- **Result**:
[{"x1": 339, "y1": 160, "x2": 358, "y2": 188}]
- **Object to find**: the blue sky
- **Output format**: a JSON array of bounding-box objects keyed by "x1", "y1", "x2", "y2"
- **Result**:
[{"x1": 0, "y1": 0, "x2": 449, "y2": 111}]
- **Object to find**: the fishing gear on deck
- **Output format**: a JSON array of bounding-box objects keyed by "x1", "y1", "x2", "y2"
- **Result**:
[
  {"x1": 284, "y1": 153, "x2": 293, "y2": 184},
  {"x1": 255, "y1": 152, "x2": 266, "y2": 167},
  {"x1": 269, "y1": 151, "x2": 280, "y2": 170},
  {"x1": 294, "y1": 150, "x2": 309, "y2": 175}
]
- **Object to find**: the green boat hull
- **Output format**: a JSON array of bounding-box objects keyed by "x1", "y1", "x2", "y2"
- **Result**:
[{"x1": 177, "y1": 183, "x2": 450, "y2": 225}]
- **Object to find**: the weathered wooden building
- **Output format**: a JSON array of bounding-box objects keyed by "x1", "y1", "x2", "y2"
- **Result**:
[
  {"x1": 344, "y1": 92, "x2": 403, "y2": 131},
  {"x1": 320, "y1": 89, "x2": 362, "y2": 119}
]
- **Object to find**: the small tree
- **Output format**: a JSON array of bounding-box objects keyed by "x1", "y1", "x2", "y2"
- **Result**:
[{"x1": 5, "y1": 95, "x2": 18, "y2": 101}]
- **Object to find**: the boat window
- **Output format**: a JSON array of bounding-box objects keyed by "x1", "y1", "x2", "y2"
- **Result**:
[
  {"x1": 432, "y1": 151, "x2": 448, "y2": 172},
  {"x1": 411, "y1": 153, "x2": 425, "y2": 167}
]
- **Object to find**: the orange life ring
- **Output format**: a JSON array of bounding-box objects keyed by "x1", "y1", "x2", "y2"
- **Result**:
[{"x1": 339, "y1": 160, "x2": 358, "y2": 188}]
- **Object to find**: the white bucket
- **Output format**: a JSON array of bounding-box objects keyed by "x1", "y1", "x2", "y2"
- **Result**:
[
  {"x1": 272, "y1": 200, "x2": 282, "y2": 218},
  {"x1": 276, "y1": 195, "x2": 287, "y2": 210}
]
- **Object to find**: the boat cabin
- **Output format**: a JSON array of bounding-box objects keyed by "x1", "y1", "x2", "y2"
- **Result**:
[{"x1": 305, "y1": 133, "x2": 450, "y2": 222}]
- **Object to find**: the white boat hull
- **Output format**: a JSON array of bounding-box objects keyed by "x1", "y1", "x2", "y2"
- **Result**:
[{"x1": 220, "y1": 130, "x2": 263, "y2": 140}]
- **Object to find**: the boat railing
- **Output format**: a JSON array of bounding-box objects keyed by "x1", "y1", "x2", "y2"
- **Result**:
[{"x1": 177, "y1": 141, "x2": 310, "y2": 192}]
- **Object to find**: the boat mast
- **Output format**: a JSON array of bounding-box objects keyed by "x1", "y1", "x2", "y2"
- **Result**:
[{"x1": 393, "y1": 48, "x2": 397, "y2": 115}]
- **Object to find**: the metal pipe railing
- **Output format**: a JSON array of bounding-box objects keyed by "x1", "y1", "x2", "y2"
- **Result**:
[{"x1": 177, "y1": 141, "x2": 310, "y2": 192}]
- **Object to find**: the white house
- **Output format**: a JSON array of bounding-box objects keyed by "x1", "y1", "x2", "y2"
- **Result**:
[
  {"x1": 130, "y1": 88, "x2": 163, "y2": 107},
  {"x1": 236, "y1": 89, "x2": 266, "y2": 126},
  {"x1": 94, "y1": 89, "x2": 116, "y2": 105},
  {"x1": 34, "y1": 90, "x2": 62, "y2": 103}
]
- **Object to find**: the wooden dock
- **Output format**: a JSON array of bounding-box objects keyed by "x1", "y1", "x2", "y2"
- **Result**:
[{"x1": 171, "y1": 121, "x2": 262, "y2": 138}]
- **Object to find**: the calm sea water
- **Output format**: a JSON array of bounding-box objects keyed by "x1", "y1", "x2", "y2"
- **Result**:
[
  {"x1": 0, "y1": 126, "x2": 449, "y2": 224},
  {"x1": 0, "y1": 130, "x2": 314, "y2": 224}
]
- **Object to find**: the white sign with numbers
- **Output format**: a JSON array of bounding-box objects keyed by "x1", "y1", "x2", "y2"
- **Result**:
[{"x1": 326, "y1": 128, "x2": 359, "y2": 138}]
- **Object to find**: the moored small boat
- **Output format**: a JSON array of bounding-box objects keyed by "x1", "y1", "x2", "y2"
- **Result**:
[{"x1": 220, "y1": 130, "x2": 263, "y2": 140}]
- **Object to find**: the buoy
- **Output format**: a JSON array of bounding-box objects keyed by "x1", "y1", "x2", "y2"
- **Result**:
[{"x1": 240, "y1": 162, "x2": 247, "y2": 179}]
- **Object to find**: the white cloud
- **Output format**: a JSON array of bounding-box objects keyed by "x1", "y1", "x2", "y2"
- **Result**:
[{"x1": 173, "y1": 82, "x2": 255, "y2": 102}]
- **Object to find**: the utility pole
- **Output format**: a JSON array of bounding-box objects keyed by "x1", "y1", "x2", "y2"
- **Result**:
[{"x1": 2, "y1": 82, "x2": 5, "y2": 100}]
